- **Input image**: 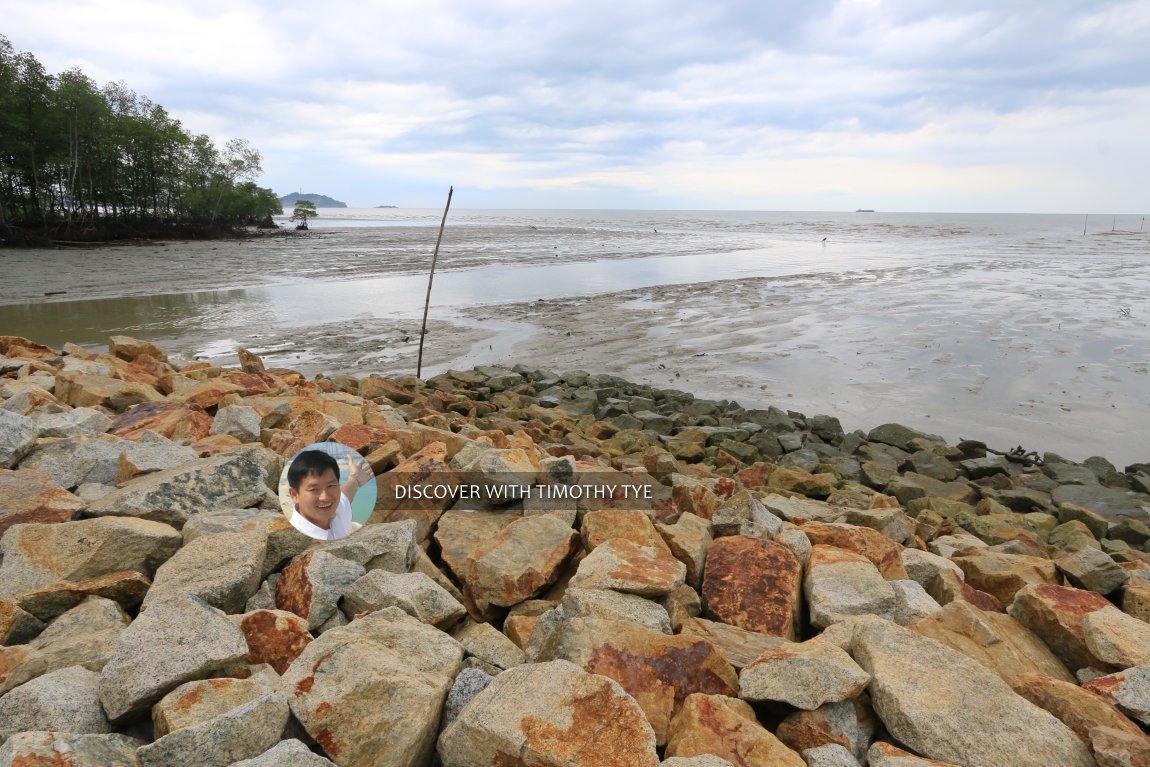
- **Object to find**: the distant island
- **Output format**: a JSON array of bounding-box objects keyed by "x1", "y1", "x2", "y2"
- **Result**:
[
  {"x1": 376, "y1": 205, "x2": 398, "y2": 208},
  {"x1": 279, "y1": 192, "x2": 347, "y2": 208}
]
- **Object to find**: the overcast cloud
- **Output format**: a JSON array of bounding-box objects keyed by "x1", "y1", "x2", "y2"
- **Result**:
[{"x1": 6, "y1": 0, "x2": 1149, "y2": 211}]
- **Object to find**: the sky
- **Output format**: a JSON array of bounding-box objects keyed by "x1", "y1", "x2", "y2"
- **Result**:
[{"x1": 5, "y1": 0, "x2": 1150, "y2": 212}]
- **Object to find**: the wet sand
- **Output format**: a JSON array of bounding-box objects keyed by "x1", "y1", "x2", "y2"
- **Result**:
[{"x1": 2, "y1": 227, "x2": 1147, "y2": 467}]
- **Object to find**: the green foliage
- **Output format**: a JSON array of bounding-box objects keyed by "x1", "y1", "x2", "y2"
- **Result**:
[
  {"x1": 290, "y1": 199, "x2": 318, "y2": 225},
  {"x1": 0, "y1": 34, "x2": 278, "y2": 233}
]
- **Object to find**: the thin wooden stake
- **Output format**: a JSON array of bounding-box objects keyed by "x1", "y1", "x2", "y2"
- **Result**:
[
  {"x1": 1083, "y1": 215, "x2": 1088, "y2": 236},
  {"x1": 416, "y1": 186, "x2": 453, "y2": 378}
]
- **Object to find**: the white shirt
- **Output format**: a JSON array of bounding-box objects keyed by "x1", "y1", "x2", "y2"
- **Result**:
[{"x1": 289, "y1": 491, "x2": 354, "y2": 540}]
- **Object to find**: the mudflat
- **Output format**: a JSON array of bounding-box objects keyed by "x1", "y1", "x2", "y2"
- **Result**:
[{"x1": 2, "y1": 218, "x2": 1147, "y2": 466}]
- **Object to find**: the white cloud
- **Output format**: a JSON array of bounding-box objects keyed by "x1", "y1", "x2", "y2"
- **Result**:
[{"x1": 5, "y1": 0, "x2": 1149, "y2": 211}]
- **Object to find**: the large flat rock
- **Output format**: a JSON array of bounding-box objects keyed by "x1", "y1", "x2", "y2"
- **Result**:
[
  {"x1": 98, "y1": 595, "x2": 249, "y2": 721},
  {"x1": 86, "y1": 453, "x2": 270, "y2": 528},
  {"x1": 437, "y1": 658, "x2": 660, "y2": 767},
  {"x1": 851, "y1": 619, "x2": 1095, "y2": 767},
  {"x1": 909, "y1": 600, "x2": 1074, "y2": 684},
  {"x1": 142, "y1": 529, "x2": 267, "y2": 613},
  {"x1": 0, "y1": 517, "x2": 180, "y2": 600},
  {"x1": 281, "y1": 609, "x2": 463, "y2": 767},
  {"x1": 804, "y1": 545, "x2": 897, "y2": 629},
  {"x1": 463, "y1": 513, "x2": 579, "y2": 611}
]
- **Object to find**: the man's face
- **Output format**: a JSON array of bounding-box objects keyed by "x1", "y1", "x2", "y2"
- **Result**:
[{"x1": 289, "y1": 468, "x2": 340, "y2": 527}]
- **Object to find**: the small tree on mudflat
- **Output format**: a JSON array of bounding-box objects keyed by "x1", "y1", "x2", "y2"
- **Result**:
[{"x1": 291, "y1": 199, "x2": 318, "y2": 229}]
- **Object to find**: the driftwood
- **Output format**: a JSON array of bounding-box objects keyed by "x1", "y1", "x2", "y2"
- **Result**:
[{"x1": 985, "y1": 444, "x2": 1046, "y2": 467}]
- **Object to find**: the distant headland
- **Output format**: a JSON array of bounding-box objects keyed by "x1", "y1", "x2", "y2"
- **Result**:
[{"x1": 279, "y1": 192, "x2": 347, "y2": 208}]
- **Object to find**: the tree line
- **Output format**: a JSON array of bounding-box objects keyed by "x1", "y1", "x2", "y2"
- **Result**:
[{"x1": 0, "y1": 35, "x2": 281, "y2": 242}]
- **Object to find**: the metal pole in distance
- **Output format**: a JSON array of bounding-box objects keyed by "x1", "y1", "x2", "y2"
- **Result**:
[{"x1": 417, "y1": 186, "x2": 453, "y2": 378}]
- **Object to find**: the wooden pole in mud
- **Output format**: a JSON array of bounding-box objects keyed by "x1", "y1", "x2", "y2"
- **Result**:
[
  {"x1": 1083, "y1": 215, "x2": 1088, "y2": 236},
  {"x1": 417, "y1": 186, "x2": 453, "y2": 378}
]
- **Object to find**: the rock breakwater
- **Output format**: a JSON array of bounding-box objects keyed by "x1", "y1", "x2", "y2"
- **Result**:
[{"x1": 1, "y1": 334, "x2": 1149, "y2": 766}]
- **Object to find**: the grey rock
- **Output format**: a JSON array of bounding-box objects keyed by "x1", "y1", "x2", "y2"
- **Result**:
[
  {"x1": 451, "y1": 619, "x2": 526, "y2": 670},
  {"x1": 851, "y1": 619, "x2": 1095, "y2": 767},
  {"x1": 98, "y1": 595, "x2": 248, "y2": 721},
  {"x1": 711, "y1": 490, "x2": 782, "y2": 538},
  {"x1": 907, "y1": 451, "x2": 957, "y2": 482},
  {"x1": 867, "y1": 423, "x2": 943, "y2": 451},
  {"x1": 18, "y1": 433, "x2": 132, "y2": 488},
  {"x1": 1110, "y1": 519, "x2": 1150, "y2": 546},
  {"x1": 461, "y1": 656, "x2": 502, "y2": 676},
  {"x1": 762, "y1": 493, "x2": 844, "y2": 523},
  {"x1": 1053, "y1": 484, "x2": 1150, "y2": 524},
  {"x1": 804, "y1": 548, "x2": 897, "y2": 629},
  {"x1": 776, "y1": 524, "x2": 813, "y2": 566},
  {"x1": 844, "y1": 507, "x2": 917, "y2": 545},
  {"x1": 960, "y1": 455, "x2": 1010, "y2": 479},
  {"x1": 0, "y1": 387, "x2": 68, "y2": 415},
  {"x1": 246, "y1": 575, "x2": 279, "y2": 612},
  {"x1": 901, "y1": 548, "x2": 964, "y2": 587},
  {"x1": 1, "y1": 599, "x2": 128, "y2": 695},
  {"x1": 928, "y1": 533, "x2": 987, "y2": 559},
  {"x1": 655, "y1": 512, "x2": 712, "y2": 588},
  {"x1": 1085, "y1": 665, "x2": 1150, "y2": 726},
  {"x1": 0, "y1": 731, "x2": 143, "y2": 766},
  {"x1": 1044, "y1": 462, "x2": 1101, "y2": 486},
  {"x1": 315, "y1": 606, "x2": 350, "y2": 635},
  {"x1": 890, "y1": 580, "x2": 943, "y2": 626},
  {"x1": 0, "y1": 409, "x2": 37, "y2": 468},
  {"x1": 559, "y1": 587, "x2": 673, "y2": 633},
  {"x1": 136, "y1": 690, "x2": 289, "y2": 767},
  {"x1": 31, "y1": 596, "x2": 129, "y2": 649},
  {"x1": 1055, "y1": 546, "x2": 1129, "y2": 594},
  {"x1": 739, "y1": 639, "x2": 871, "y2": 710},
  {"x1": 0, "y1": 666, "x2": 110, "y2": 742},
  {"x1": 86, "y1": 453, "x2": 270, "y2": 528},
  {"x1": 181, "y1": 508, "x2": 312, "y2": 578},
  {"x1": 802, "y1": 744, "x2": 862, "y2": 767},
  {"x1": 230, "y1": 739, "x2": 337, "y2": 766},
  {"x1": 779, "y1": 698, "x2": 877, "y2": 765},
  {"x1": 1082, "y1": 607, "x2": 1150, "y2": 669},
  {"x1": 209, "y1": 404, "x2": 263, "y2": 443},
  {"x1": 115, "y1": 439, "x2": 200, "y2": 481},
  {"x1": 341, "y1": 570, "x2": 466, "y2": 628},
  {"x1": 319, "y1": 519, "x2": 419, "y2": 573},
  {"x1": 662, "y1": 757, "x2": 737, "y2": 767},
  {"x1": 30, "y1": 407, "x2": 113, "y2": 438},
  {"x1": 867, "y1": 742, "x2": 959, "y2": 765},
  {"x1": 73, "y1": 481, "x2": 114, "y2": 502},
  {"x1": 142, "y1": 529, "x2": 267, "y2": 613},
  {"x1": 1058, "y1": 504, "x2": 1111, "y2": 540},
  {"x1": 442, "y1": 667, "x2": 495, "y2": 727}
]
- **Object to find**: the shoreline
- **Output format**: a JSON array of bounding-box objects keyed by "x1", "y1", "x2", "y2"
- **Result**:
[
  {"x1": 1, "y1": 335, "x2": 1149, "y2": 764},
  {"x1": 1, "y1": 225, "x2": 1147, "y2": 468}
]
